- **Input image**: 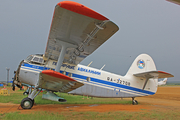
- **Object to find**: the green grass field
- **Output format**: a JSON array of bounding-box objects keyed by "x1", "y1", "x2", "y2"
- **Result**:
[
  {"x1": 0, "y1": 87, "x2": 131, "y2": 105},
  {"x1": 1, "y1": 86, "x2": 180, "y2": 120},
  {"x1": 1, "y1": 109, "x2": 180, "y2": 120}
]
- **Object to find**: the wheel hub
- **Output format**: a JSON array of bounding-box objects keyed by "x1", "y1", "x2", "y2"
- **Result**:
[{"x1": 24, "y1": 101, "x2": 30, "y2": 107}]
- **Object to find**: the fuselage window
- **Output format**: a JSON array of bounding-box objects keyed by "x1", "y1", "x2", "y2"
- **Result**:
[
  {"x1": 68, "y1": 73, "x2": 72, "y2": 77},
  {"x1": 62, "y1": 71, "x2": 66, "y2": 75},
  {"x1": 87, "y1": 77, "x2": 91, "y2": 82}
]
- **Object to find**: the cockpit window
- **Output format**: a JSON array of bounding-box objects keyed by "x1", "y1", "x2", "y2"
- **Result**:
[
  {"x1": 32, "y1": 57, "x2": 39, "y2": 62},
  {"x1": 26, "y1": 55, "x2": 33, "y2": 62},
  {"x1": 39, "y1": 58, "x2": 43, "y2": 63},
  {"x1": 25, "y1": 55, "x2": 45, "y2": 65},
  {"x1": 31, "y1": 56, "x2": 44, "y2": 64}
]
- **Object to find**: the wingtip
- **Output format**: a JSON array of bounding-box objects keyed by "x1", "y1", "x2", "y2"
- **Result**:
[
  {"x1": 158, "y1": 71, "x2": 174, "y2": 78},
  {"x1": 57, "y1": 1, "x2": 109, "y2": 21}
]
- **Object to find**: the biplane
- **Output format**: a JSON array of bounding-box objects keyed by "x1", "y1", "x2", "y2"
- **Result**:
[
  {"x1": 12, "y1": 1, "x2": 174, "y2": 109},
  {"x1": 158, "y1": 78, "x2": 168, "y2": 86}
]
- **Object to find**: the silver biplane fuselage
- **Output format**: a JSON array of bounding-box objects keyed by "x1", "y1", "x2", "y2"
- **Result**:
[{"x1": 19, "y1": 54, "x2": 156, "y2": 98}]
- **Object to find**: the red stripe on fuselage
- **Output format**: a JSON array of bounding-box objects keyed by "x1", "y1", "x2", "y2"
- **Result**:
[{"x1": 57, "y1": 1, "x2": 109, "y2": 21}]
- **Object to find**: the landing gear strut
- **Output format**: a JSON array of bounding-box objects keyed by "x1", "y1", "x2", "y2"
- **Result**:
[
  {"x1": 23, "y1": 86, "x2": 33, "y2": 95},
  {"x1": 20, "y1": 87, "x2": 41, "y2": 109},
  {"x1": 132, "y1": 97, "x2": 138, "y2": 105}
]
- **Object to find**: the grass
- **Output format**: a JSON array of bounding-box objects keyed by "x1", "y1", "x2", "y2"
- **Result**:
[
  {"x1": 0, "y1": 92, "x2": 25, "y2": 104},
  {"x1": 1, "y1": 110, "x2": 180, "y2": 120},
  {"x1": 1, "y1": 112, "x2": 65, "y2": 120},
  {"x1": 1, "y1": 86, "x2": 180, "y2": 120},
  {"x1": 0, "y1": 86, "x2": 131, "y2": 105},
  {"x1": 35, "y1": 92, "x2": 132, "y2": 105}
]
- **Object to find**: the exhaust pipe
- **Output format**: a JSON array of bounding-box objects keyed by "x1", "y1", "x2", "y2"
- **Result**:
[{"x1": 42, "y1": 91, "x2": 66, "y2": 102}]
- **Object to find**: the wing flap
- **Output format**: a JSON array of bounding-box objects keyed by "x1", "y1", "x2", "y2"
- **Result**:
[
  {"x1": 38, "y1": 70, "x2": 83, "y2": 92},
  {"x1": 133, "y1": 71, "x2": 174, "y2": 79}
]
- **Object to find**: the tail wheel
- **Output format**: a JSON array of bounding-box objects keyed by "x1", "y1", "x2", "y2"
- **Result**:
[
  {"x1": 21, "y1": 97, "x2": 34, "y2": 109},
  {"x1": 132, "y1": 100, "x2": 138, "y2": 105}
]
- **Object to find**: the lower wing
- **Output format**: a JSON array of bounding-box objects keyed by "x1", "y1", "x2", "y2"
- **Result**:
[{"x1": 38, "y1": 70, "x2": 83, "y2": 92}]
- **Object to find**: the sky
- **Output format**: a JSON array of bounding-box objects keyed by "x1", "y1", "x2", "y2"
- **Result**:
[{"x1": 0, "y1": 0, "x2": 180, "y2": 83}]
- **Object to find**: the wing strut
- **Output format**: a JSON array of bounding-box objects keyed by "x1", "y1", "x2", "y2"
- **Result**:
[
  {"x1": 55, "y1": 41, "x2": 77, "y2": 72},
  {"x1": 142, "y1": 77, "x2": 150, "y2": 90}
]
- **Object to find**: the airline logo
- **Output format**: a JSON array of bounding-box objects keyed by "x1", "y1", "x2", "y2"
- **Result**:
[{"x1": 137, "y1": 60, "x2": 145, "y2": 69}]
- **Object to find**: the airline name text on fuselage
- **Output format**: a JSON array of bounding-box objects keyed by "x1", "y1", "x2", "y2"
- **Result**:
[
  {"x1": 78, "y1": 67, "x2": 101, "y2": 75},
  {"x1": 52, "y1": 62, "x2": 75, "y2": 70}
]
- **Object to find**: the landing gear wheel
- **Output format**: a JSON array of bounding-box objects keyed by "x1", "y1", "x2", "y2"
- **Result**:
[
  {"x1": 21, "y1": 97, "x2": 34, "y2": 109},
  {"x1": 32, "y1": 99, "x2": 34, "y2": 105},
  {"x1": 132, "y1": 100, "x2": 138, "y2": 105},
  {"x1": 132, "y1": 97, "x2": 138, "y2": 105}
]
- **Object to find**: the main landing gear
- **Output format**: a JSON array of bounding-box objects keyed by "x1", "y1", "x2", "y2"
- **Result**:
[
  {"x1": 20, "y1": 87, "x2": 41, "y2": 109},
  {"x1": 132, "y1": 97, "x2": 138, "y2": 105},
  {"x1": 21, "y1": 97, "x2": 34, "y2": 109}
]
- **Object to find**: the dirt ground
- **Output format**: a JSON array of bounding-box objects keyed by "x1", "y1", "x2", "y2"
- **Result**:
[{"x1": 0, "y1": 86, "x2": 180, "y2": 114}]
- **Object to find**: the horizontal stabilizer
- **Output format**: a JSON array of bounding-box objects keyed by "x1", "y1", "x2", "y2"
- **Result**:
[
  {"x1": 38, "y1": 70, "x2": 84, "y2": 92},
  {"x1": 134, "y1": 71, "x2": 174, "y2": 79}
]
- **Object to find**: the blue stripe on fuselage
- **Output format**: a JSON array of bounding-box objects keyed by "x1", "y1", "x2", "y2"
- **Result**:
[
  {"x1": 72, "y1": 74, "x2": 155, "y2": 95},
  {"x1": 22, "y1": 63, "x2": 155, "y2": 95}
]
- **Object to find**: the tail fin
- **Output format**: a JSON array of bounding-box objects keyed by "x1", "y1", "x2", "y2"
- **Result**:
[
  {"x1": 124, "y1": 54, "x2": 173, "y2": 92},
  {"x1": 125, "y1": 54, "x2": 156, "y2": 77}
]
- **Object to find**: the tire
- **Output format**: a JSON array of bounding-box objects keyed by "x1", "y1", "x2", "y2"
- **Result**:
[
  {"x1": 32, "y1": 99, "x2": 34, "y2": 105},
  {"x1": 135, "y1": 100, "x2": 138, "y2": 105},
  {"x1": 132, "y1": 100, "x2": 138, "y2": 105},
  {"x1": 21, "y1": 97, "x2": 34, "y2": 109}
]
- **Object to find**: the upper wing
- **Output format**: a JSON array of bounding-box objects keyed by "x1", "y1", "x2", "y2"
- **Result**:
[
  {"x1": 167, "y1": 0, "x2": 180, "y2": 5},
  {"x1": 133, "y1": 71, "x2": 174, "y2": 79},
  {"x1": 38, "y1": 70, "x2": 83, "y2": 92},
  {"x1": 44, "y1": 1, "x2": 119, "y2": 65}
]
